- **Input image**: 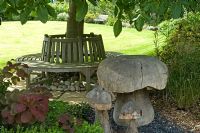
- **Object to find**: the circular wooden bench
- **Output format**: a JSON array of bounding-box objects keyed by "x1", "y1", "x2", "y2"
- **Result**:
[{"x1": 17, "y1": 33, "x2": 106, "y2": 89}]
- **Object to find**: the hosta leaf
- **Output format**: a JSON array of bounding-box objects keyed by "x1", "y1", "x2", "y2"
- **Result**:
[
  {"x1": 134, "y1": 15, "x2": 145, "y2": 31},
  {"x1": 113, "y1": 19, "x2": 122, "y2": 37},
  {"x1": 37, "y1": 5, "x2": 48, "y2": 23},
  {"x1": 46, "y1": 4, "x2": 56, "y2": 18},
  {"x1": 21, "y1": 111, "x2": 33, "y2": 123},
  {"x1": 76, "y1": 1, "x2": 88, "y2": 22}
]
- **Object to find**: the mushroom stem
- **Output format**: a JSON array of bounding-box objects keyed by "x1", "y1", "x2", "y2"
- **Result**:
[
  {"x1": 126, "y1": 120, "x2": 138, "y2": 133},
  {"x1": 96, "y1": 110, "x2": 112, "y2": 133}
]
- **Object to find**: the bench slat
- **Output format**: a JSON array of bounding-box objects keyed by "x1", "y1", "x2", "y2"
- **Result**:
[
  {"x1": 51, "y1": 41, "x2": 55, "y2": 63},
  {"x1": 67, "y1": 43, "x2": 72, "y2": 63},
  {"x1": 78, "y1": 37, "x2": 84, "y2": 63},
  {"x1": 56, "y1": 42, "x2": 60, "y2": 63},
  {"x1": 62, "y1": 42, "x2": 67, "y2": 63},
  {"x1": 73, "y1": 42, "x2": 78, "y2": 63},
  {"x1": 83, "y1": 41, "x2": 89, "y2": 62},
  {"x1": 88, "y1": 40, "x2": 94, "y2": 62}
]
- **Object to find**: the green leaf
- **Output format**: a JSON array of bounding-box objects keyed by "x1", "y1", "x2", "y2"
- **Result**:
[
  {"x1": 171, "y1": 3, "x2": 183, "y2": 19},
  {"x1": 114, "y1": 6, "x2": 118, "y2": 17},
  {"x1": 134, "y1": 15, "x2": 145, "y2": 31},
  {"x1": 8, "y1": 0, "x2": 16, "y2": 7},
  {"x1": 46, "y1": 4, "x2": 56, "y2": 18},
  {"x1": 0, "y1": 0, "x2": 4, "y2": 5},
  {"x1": 16, "y1": 0, "x2": 26, "y2": 9},
  {"x1": 113, "y1": 19, "x2": 122, "y2": 37},
  {"x1": 88, "y1": 0, "x2": 97, "y2": 6},
  {"x1": 20, "y1": 7, "x2": 32, "y2": 24},
  {"x1": 76, "y1": 1, "x2": 88, "y2": 22},
  {"x1": 37, "y1": 5, "x2": 48, "y2": 23}
]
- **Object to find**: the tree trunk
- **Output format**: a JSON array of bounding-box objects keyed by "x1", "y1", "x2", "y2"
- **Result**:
[{"x1": 66, "y1": 0, "x2": 84, "y2": 38}]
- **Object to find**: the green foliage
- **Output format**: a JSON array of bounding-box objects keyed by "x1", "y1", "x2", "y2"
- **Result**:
[
  {"x1": 0, "y1": 124, "x2": 63, "y2": 133},
  {"x1": 160, "y1": 12, "x2": 200, "y2": 108},
  {"x1": 49, "y1": 2, "x2": 68, "y2": 15},
  {"x1": 0, "y1": 61, "x2": 28, "y2": 95},
  {"x1": 106, "y1": 16, "x2": 116, "y2": 26},
  {"x1": 75, "y1": 121, "x2": 103, "y2": 133},
  {"x1": 2, "y1": 0, "x2": 200, "y2": 36},
  {"x1": 84, "y1": 12, "x2": 98, "y2": 23}
]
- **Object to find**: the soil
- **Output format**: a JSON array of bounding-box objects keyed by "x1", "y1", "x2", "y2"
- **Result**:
[{"x1": 151, "y1": 93, "x2": 200, "y2": 132}]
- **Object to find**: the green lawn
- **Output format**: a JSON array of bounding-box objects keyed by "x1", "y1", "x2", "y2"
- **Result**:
[{"x1": 0, "y1": 21, "x2": 156, "y2": 68}]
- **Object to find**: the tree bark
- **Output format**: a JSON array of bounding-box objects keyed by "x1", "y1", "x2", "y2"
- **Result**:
[{"x1": 66, "y1": 0, "x2": 84, "y2": 38}]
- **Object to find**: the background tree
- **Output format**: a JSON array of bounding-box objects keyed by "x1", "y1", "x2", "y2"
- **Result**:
[{"x1": 0, "y1": 0, "x2": 200, "y2": 37}]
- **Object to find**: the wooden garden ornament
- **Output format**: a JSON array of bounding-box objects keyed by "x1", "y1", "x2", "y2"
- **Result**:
[
  {"x1": 86, "y1": 86, "x2": 112, "y2": 133},
  {"x1": 97, "y1": 55, "x2": 168, "y2": 133}
]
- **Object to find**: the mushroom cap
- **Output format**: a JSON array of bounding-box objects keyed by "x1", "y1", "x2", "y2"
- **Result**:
[
  {"x1": 86, "y1": 86, "x2": 112, "y2": 110},
  {"x1": 97, "y1": 55, "x2": 168, "y2": 93}
]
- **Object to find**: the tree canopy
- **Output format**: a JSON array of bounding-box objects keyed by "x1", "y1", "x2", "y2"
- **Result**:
[{"x1": 1, "y1": 0, "x2": 200, "y2": 36}]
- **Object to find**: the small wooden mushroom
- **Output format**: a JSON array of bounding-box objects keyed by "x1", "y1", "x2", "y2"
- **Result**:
[
  {"x1": 86, "y1": 86, "x2": 112, "y2": 133},
  {"x1": 119, "y1": 101, "x2": 141, "y2": 133}
]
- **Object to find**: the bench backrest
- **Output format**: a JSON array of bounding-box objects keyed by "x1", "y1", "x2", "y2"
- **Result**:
[{"x1": 41, "y1": 33, "x2": 106, "y2": 64}]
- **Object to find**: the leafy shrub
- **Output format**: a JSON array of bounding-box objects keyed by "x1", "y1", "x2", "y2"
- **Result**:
[
  {"x1": 58, "y1": 113, "x2": 82, "y2": 132},
  {"x1": 85, "y1": 13, "x2": 98, "y2": 23},
  {"x1": 160, "y1": 12, "x2": 200, "y2": 108},
  {"x1": 57, "y1": 12, "x2": 68, "y2": 21},
  {"x1": 75, "y1": 121, "x2": 103, "y2": 133},
  {"x1": 1, "y1": 87, "x2": 52, "y2": 125},
  {"x1": 0, "y1": 124, "x2": 63, "y2": 133},
  {"x1": 49, "y1": 2, "x2": 68, "y2": 15},
  {"x1": 106, "y1": 16, "x2": 116, "y2": 26},
  {"x1": 0, "y1": 61, "x2": 28, "y2": 96}
]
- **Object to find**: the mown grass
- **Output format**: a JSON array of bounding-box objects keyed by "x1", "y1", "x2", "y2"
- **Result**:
[{"x1": 0, "y1": 21, "x2": 155, "y2": 68}]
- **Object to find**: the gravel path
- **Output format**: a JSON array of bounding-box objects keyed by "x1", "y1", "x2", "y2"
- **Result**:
[{"x1": 108, "y1": 109, "x2": 185, "y2": 133}]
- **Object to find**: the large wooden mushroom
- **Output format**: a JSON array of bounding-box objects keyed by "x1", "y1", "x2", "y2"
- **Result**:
[
  {"x1": 86, "y1": 86, "x2": 112, "y2": 133},
  {"x1": 97, "y1": 55, "x2": 168, "y2": 133}
]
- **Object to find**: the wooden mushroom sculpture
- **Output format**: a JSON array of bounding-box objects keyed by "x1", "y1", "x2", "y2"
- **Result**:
[
  {"x1": 86, "y1": 86, "x2": 112, "y2": 133},
  {"x1": 97, "y1": 55, "x2": 168, "y2": 133}
]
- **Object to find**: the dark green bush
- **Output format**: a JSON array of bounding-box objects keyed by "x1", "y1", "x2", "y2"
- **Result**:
[{"x1": 160, "y1": 12, "x2": 200, "y2": 108}]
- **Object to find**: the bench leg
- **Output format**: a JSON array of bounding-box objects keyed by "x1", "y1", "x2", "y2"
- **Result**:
[
  {"x1": 82, "y1": 68, "x2": 96, "y2": 91},
  {"x1": 26, "y1": 71, "x2": 31, "y2": 89}
]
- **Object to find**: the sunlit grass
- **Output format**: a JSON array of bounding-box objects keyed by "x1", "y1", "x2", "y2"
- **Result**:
[{"x1": 0, "y1": 21, "x2": 156, "y2": 68}]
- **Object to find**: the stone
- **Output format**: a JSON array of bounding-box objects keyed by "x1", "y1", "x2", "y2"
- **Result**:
[
  {"x1": 97, "y1": 55, "x2": 168, "y2": 93},
  {"x1": 50, "y1": 85, "x2": 57, "y2": 90},
  {"x1": 57, "y1": 85, "x2": 64, "y2": 91},
  {"x1": 69, "y1": 86, "x2": 76, "y2": 91},
  {"x1": 64, "y1": 81, "x2": 70, "y2": 86}
]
